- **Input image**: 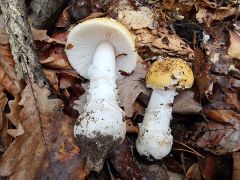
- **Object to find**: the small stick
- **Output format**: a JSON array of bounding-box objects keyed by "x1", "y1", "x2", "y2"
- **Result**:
[
  {"x1": 174, "y1": 140, "x2": 205, "y2": 159},
  {"x1": 173, "y1": 148, "x2": 205, "y2": 159}
]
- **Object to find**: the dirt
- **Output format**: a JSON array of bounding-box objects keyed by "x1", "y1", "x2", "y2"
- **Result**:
[{"x1": 75, "y1": 132, "x2": 121, "y2": 172}]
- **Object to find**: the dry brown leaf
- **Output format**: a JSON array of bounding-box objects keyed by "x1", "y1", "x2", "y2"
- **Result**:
[
  {"x1": 185, "y1": 163, "x2": 202, "y2": 180},
  {"x1": 48, "y1": 31, "x2": 69, "y2": 45},
  {"x1": 126, "y1": 118, "x2": 138, "y2": 133},
  {"x1": 196, "y1": 8, "x2": 237, "y2": 26},
  {"x1": 228, "y1": 30, "x2": 240, "y2": 60},
  {"x1": 31, "y1": 25, "x2": 68, "y2": 45},
  {"x1": 117, "y1": 63, "x2": 150, "y2": 117},
  {"x1": 198, "y1": 154, "x2": 217, "y2": 180},
  {"x1": 0, "y1": 45, "x2": 22, "y2": 95},
  {"x1": 197, "y1": 121, "x2": 240, "y2": 154},
  {"x1": 173, "y1": 90, "x2": 202, "y2": 114},
  {"x1": 135, "y1": 29, "x2": 156, "y2": 47},
  {"x1": 59, "y1": 73, "x2": 77, "y2": 89},
  {"x1": 203, "y1": 109, "x2": 240, "y2": 126},
  {"x1": 0, "y1": 84, "x2": 89, "y2": 179},
  {"x1": 0, "y1": 92, "x2": 7, "y2": 128},
  {"x1": 73, "y1": 83, "x2": 88, "y2": 115},
  {"x1": 118, "y1": 7, "x2": 154, "y2": 29},
  {"x1": 152, "y1": 33, "x2": 193, "y2": 56},
  {"x1": 195, "y1": 0, "x2": 218, "y2": 9},
  {"x1": 43, "y1": 68, "x2": 59, "y2": 93},
  {"x1": 109, "y1": 138, "x2": 169, "y2": 179},
  {"x1": 5, "y1": 95, "x2": 21, "y2": 126},
  {"x1": 31, "y1": 27, "x2": 49, "y2": 42},
  {"x1": 6, "y1": 122, "x2": 24, "y2": 138},
  {"x1": 79, "y1": 12, "x2": 106, "y2": 23},
  {"x1": 40, "y1": 46, "x2": 72, "y2": 70}
]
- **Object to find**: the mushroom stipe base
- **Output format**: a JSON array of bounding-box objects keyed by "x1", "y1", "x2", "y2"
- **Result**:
[{"x1": 75, "y1": 133, "x2": 121, "y2": 172}]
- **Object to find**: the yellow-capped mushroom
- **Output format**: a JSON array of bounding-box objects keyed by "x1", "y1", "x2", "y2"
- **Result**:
[{"x1": 136, "y1": 58, "x2": 194, "y2": 160}]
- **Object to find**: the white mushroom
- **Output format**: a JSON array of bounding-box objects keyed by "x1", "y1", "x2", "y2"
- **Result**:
[
  {"x1": 136, "y1": 58, "x2": 194, "y2": 160},
  {"x1": 65, "y1": 18, "x2": 137, "y2": 171}
]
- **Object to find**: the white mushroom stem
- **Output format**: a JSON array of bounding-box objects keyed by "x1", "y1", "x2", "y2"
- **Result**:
[
  {"x1": 74, "y1": 41, "x2": 125, "y2": 142},
  {"x1": 136, "y1": 88, "x2": 178, "y2": 160}
]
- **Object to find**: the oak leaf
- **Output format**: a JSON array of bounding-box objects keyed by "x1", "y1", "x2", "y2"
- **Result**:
[
  {"x1": 228, "y1": 30, "x2": 240, "y2": 60},
  {"x1": 0, "y1": 84, "x2": 89, "y2": 179}
]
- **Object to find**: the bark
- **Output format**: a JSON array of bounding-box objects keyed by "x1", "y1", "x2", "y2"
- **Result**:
[
  {"x1": 30, "y1": 0, "x2": 69, "y2": 30},
  {"x1": 0, "y1": 0, "x2": 51, "y2": 90}
]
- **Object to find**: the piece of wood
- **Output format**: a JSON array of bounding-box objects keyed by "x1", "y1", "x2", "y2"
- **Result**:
[
  {"x1": 0, "y1": 0, "x2": 51, "y2": 90},
  {"x1": 30, "y1": 0, "x2": 69, "y2": 30}
]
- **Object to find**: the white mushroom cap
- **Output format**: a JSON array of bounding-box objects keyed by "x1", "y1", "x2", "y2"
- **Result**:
[{"x1": 66, "y1": 18, "x2": 137, "y2": 79}]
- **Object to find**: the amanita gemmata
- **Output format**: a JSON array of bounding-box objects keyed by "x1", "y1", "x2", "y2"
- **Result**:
[
  {"x1": 136, "y1": 58, "x2": 194, "y2": 160},
  {"x1": 65, "y1": 18, "x2": 137, "y2": 171}
]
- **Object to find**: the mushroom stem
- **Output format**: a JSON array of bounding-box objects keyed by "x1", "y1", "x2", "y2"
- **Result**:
[
  {"x1": 88, "y1": 42, "x2": 118, "y2": 102},
  {"x1": 89, "y1": 42, "x2": 116, "y2": 80},
  {"x1": 74, "y1": 41, "x2": 125, "y2": 171},
  {"x1": 136, "y1": 89, "x2": 177, "y2": 160}
]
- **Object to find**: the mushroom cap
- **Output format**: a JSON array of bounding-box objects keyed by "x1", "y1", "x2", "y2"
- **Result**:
[
  {"x1": 65, "y1": 18, "x2": 137, "y2": 79},
  {"x1": 146, "y1": 58, "x2": 194, "y2": 90}
]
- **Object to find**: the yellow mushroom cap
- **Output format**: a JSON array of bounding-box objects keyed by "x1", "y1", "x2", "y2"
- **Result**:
[{"x1": 146, "y1": 58, "x2": 194, "y2": 90}]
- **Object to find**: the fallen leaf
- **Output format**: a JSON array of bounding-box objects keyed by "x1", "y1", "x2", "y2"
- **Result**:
[
  {"x1": 118, "y1": 7, "x2": 154, "y2": 29},
  {"x1": 203, "y1": 109, "x2": 240, "y2": 126},
  {"x1": 185, "y1": 163, "x2": 202, "y2": 180},
  {"x1": 59, "y1": 73, "x2": 77, "y2": 89},
  {"x1": 117, "y1": 63, "x2": 150, "y2": 117},
  {"x1": 196, "y1": 7, "x2": 237, "y2": 26},
  {"x1": 195, "y1": 0, "x2": 218, "y2": 9},
  {"x1": 198, "y1": 154, "x2": 217, "y2": 180},
  {"x1": 31, "y1": 27, "x2": 49, "y2": 42},
  {"x1": 5, "y1": 95, "x2": 21, "y2": 127},
  {"x1": 48, "y1": 31, "x2": 69, "y2": 45},
  {"x1": 0, "y1": 84, "x2": 89, "y2": 179},
  {"x1": 79, "y1": 12, "x2": 106, "y2": 23},
  {"x1": 43, "y1": 68, "x2": 59, "y2": 93},
  {"x1": 197, "y1": 121, "x2": 240, "y2": 154},
  {"x1": 40, "y1": 45, "x2": 72, "y2": 70},
  {"x1": 0, "y1": 45, "x2": 22, "y2": 96},
  {"x1": 135, "y1": 29, "x2": 156, "y2": 47},
  {"x1": 125, "y1": 118, "x2": 138, "y2": 133},
  {"x1": 0, "y1": 92, "x2": 7, "y2": 128},
  {"x1": 228, "y1": 30, "x2": 240, "y2": 60},
  {"x1": 152, "y1": 33, "x2": 193, "y2": 56},
  {"x1": 198, "y1": 153, "x2": 232, "y2": 180},
  {"x1": 109, "y1": 138, "x2": 169, "y2": 179},
  {"x1": 73, "y1": 83, "x2": 88, "y2": 115},
  {"x1": 6, "y1": 122, "x2": 24, "y2": 138},
  {"x1": 173, "y1": 90, "x2": 202, "y2": 114},
  {"x1": 167, "y1": 171, "x2": 184, "y2": 180}
]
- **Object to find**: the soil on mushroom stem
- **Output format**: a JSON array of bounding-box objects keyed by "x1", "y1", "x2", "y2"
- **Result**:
[{"x1": 75, "y1": 132, "x2": 122, "y2": 171}]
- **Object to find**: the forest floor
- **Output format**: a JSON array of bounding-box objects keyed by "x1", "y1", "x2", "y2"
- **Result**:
[{"x1": 0, "y1": 0, "x2": 240, "y2": 179}]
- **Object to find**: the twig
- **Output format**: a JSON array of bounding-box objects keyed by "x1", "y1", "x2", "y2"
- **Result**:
[
  {"x1": 173, "y1": 148, "x2": 205, "y2": 159},
  {"x1": 173, "y1": 140, "x2": 205, "y2": 159}
]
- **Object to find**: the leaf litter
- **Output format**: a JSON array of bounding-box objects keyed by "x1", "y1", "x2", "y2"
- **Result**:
[{"x1": 0, "y1": 0, "x2": 240, "y2": 179}]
